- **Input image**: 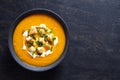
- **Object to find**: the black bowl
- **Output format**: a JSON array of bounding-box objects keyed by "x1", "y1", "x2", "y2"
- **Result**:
[{"x1": 8, "y1": 8, "x2": 69, "y2": 72}]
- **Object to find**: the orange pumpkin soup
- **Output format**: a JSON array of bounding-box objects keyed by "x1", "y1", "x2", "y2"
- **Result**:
[{"x1": 13, "y1": 14, "x2": 66, "y2": 66}]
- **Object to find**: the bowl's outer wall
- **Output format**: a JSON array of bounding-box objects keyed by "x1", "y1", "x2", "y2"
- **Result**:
[{"x1": 8, "y1": 8, "x2": 69, "y2": 72}]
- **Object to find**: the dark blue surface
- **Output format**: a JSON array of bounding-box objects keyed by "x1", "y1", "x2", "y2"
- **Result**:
[{"x1": 1, "y1": 0, "x2": 120, "y2": 80}]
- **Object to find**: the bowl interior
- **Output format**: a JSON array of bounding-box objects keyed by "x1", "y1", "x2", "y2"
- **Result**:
[{"x1": 8, "y1": 8, "x2": 69, "y2": 72}]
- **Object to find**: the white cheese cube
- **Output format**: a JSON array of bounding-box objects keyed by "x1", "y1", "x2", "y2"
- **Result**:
[
  {"x1": 39, "y1": 37, "x2": 44, "y2": 42},
  {"x1": 41, "y1": 52, "x2": 46, "y2": 57},
  {"x1": 27, "y1": 51, "x2": 37, "y2": 58},
  {"x1": 33, "y1": 54, "x2": 37, "y2": 58},
  {"x1": 31, "y1": 26, "x2": 36, "y2": 29},
  {"x1": 23, "y1": 30, "x2": 28, "y2": 37},
  {"x1": 45, "y1": 50, "x2": 52, "y2": 56},
  {"x1": 40, "y1": 24, "x2": 46, "y2": 28},
  {"x1": 22, "y1": 44, "x2": 26, "y2": 50},
  {"x1": 29, "y1": 46, "x2": 35, "y2": 52},
  {"x1": 26, "y1": 36, "x2": 32, "y2": 41}
]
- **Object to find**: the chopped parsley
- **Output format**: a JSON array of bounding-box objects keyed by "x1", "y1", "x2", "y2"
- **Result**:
[
  {"x1": 38, "y1": 53, "x2": 42, "y2": 56},
  {"x1": 36, "y1": 27, "x2": 40, "y2": 32},
  {"x1": 30, "y1": 34, "x2": 36, "y2": 40},
  {"x1": 44, "y1": 28, "x2": 48, "y2": 32},
  {"x1": 40, "y1": 33, "x2": 47, "y2": 37},
  {"x1": 32, "y1": 51, "x2": 35, "y2": 55},
  {"x1": 36, "y1": 48, "x2": 38, "y2": 51},
  {"x1": 35, "y1": 41, "x2": 43, "y2": 47},
  {"x1": 40, "y1": 33, "x2": 45, "y2": 37},
  {"x1": 28, "y1": 29, "x2": 31, "y2": 32},
  {"x1": 53, "y1": 38, "x2": 56, "y2": 41},
  {"x1": 27, "y1": 41, "x2": 33, "y2": 47},
  {"x1": 49, "y1": 29, "x2": 53, "y2": 33},
  {"x1": 50, "y1": 47, "x2": 53, "y2": 51},
  {"x1": 44, "y1": 35, "x2": 48, "y2": 41},
  {"x1": 40, "y1": 33, "x2": 48, "y2": 40}
]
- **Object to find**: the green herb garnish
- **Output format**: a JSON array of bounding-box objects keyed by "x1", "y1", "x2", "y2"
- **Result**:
[
  {"x1": 44, "y1": 34, "x2": 48, "y2": 37},
  {"x1": 50, "y1": 47, "x2": 53, "y2": 51},
  {"x1": 40, "y1": 33, "x2": 45, "y2": 37},
  {"x1": 53, "y1": 38, "x2": 56, "y2": 41},
  {"x1": 36, "y1": 48, "x2": 38, "y2": 51},
  {"x1": 44, "y1": 35, "x2": 48, "y2": 41},
  {"x1": 36, "y1": 27, "x2": 40, "y2": 32},
  {"x1": 38, "y1": 53, "x2": 42, "y2": 56},
  {"x1": 49, "y1": 29, "x2": 53, "y2": 33},
  {"x1": 28, "y1": 29, "x2": 30, "y2": 32},
  {"x1": 40, "y1": 33, "x2": 48, "y2": 38},
  {"x1": 32, "y1": 51, "x2": 35, "y2": 55},
  {"x1": 44, "y1": 28, "x2": 47, "y2": 32},
  {"x1": 49, "y1": 30, "x2": 52, "y2": 33},
  {"x1": 27, "y1": 41, "x2": 33, "y2": 47},
  {"x1": 30, "y1": 34, "x2": 36, "y2": 40},
  {"x1": 35, "y1": 41, "x2": 43, "y2": 47}
]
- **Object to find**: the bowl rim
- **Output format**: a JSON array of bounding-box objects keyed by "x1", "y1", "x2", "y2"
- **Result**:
[{"x1": 8, "y1": 8, "x2": 70, "y2": 72}]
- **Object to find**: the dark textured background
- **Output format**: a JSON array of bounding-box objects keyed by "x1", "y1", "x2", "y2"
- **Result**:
[{"x1": 1, "y1": 0, "x2": 120, "y2": 80}]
